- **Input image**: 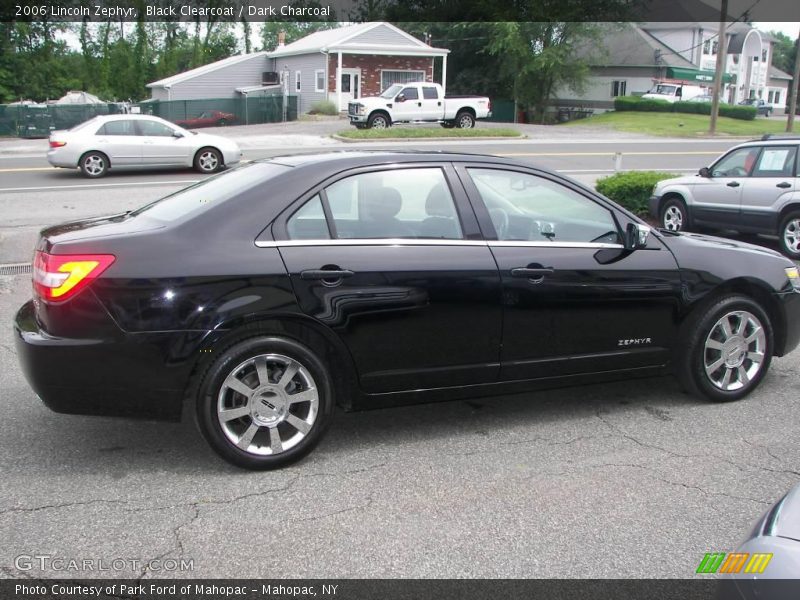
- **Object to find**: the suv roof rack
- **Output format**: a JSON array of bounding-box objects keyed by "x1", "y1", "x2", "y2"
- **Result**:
[{"x1": 760, "y1": 134, "x2": 800, "y2": 141}]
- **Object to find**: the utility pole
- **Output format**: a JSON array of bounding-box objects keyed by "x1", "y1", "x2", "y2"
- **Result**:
[
  {"x1": 709, "y1": 0, "x2": 728, "y2": 135},
  {"x1": 787, "y1": 31, "x2": 800, "y2": 133}
]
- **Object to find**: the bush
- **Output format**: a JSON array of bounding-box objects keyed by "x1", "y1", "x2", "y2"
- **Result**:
[
  {"x1": 613, "y1": 96, "x2": 757, "y2": 121},
  {"x1": 307, "y1": 100, "x2": 338, "y2": 116},
  {"x1": 595, "y1": 171, "x2": 678, "y2": 215}
]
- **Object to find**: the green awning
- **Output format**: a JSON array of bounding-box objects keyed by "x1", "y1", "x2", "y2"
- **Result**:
[{"x1": 666, "y1": 67, "x2": 735, "y2": 84}]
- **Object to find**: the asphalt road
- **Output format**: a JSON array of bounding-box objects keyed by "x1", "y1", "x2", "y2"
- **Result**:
[{"x1": 1, "y1": 135, "x2": 798, "y2": 580}]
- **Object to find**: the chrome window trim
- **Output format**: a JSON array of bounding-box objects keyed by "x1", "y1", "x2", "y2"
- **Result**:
[{"x1": 255, "y1": 239, "x2": 623, "y2": 249}]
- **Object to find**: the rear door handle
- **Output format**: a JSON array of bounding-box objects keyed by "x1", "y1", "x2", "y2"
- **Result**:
[
  {"x1": 726, "y1": 181, "x2": 740, "y2": 188},
  {"x1": 511, "y1": 267, "x2": 554, "y2": 281},
  {"x1": 300, "y1": 269, "x2": 354, "y2": 281},
  {"x1": 777, "y1": 182, "x2": 792, "y2": 188}
]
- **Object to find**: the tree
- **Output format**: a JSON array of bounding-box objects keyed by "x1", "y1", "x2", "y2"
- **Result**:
[
  {"x1": 260, "y1": 22, "x2": 339, "y2": 52},
  {"x1": 769, "y1": 30, "x2": 797, "y2": 75}
]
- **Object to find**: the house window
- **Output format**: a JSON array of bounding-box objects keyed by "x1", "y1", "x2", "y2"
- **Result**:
[
  {"x1": 315, "y1": 70, "x2": 325, "y2": 93},
  {"x1": 762, "y1": 49, "x2": 768, "y2": 62},
  {"x1": 775, "y1": 90, "x2": 781, "y2": 105},
  {"x1": 768, "y1": 90, "x2": 774, "y2": 103},
  {"x1": 295, "y1": 71, "x2": 301, "y2": 92},
  {"x1": 753, "y1": 55, "x2": 759, "y2": 62},
  {"x1": 703, "y1": 39, "x2": 711, "y2": 55},
  {"x1": 711, "y1": 40, "x2": 718, "y2": 55},
  {"x1": 611, "y1": 80, "x2": 627, "y2": 97},
  {"x1": 380, "y1": 70, "x2": 426, "y2": 92}
]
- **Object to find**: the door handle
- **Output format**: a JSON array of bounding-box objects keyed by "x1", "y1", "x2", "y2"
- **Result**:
[
  {"x1": 417, "y1": 102, "x2": 422, "y2": 107},
  {"x1": 726, "y1": 181, "x2": 740, "y2": 187},
  {"x1": 300, "y1": 268, "x2": 354, "y2": 281},
  {"x1": 777, "y1": 182, "x2": 792, "y2": 188},
  {"x1": 511, "y1": 267, "x2": 554, "y2": 281}
]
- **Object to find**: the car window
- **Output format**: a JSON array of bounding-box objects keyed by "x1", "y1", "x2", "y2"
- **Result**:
[
  {"x1": 137, "y1": 120, "x2": 176, "y2": 137},
  {"x1": 751, "y1": 146, "x2": 797, "y2": 178},
  {"x1": 711, "y1": 147, "x2": 761, "y2": 177},
  {"x1": 422, "y1": 87, "x2": 438, "y2": 100},
  {"x1": 287, "y1": 195, "x2": 330, "y2": 240},
  {"x1": 467, "y1": 168, "x2": 621, "y2": 244},
  {"x1": 400, "y1": 87, "x2": 419, "y2": 101},
  {"x1": 96, "y1": 120, "x2": 136, "y2": 136},
  {"x1": 324, "y1": 168, "x2": 463, "y2": 240}
]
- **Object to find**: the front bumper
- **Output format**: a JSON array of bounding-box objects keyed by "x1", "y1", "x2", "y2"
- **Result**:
[
  {"x1": 776, "y1": 289, "x2": 800, "y2": 357},
  {"x1": 221, "y1": 147, "x2": 241, "y2": 167},
  {"x1": 14, "y1": 300, "x2": 185, "y2": 421},
  {"x1": 348, "y1": 114, "x2": 368, "y2": 123},
  {"x1": 648, "y1": 195, "x2": 661, "y2": 218}
]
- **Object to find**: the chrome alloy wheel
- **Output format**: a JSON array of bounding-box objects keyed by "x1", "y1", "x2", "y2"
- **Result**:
[
  {"x1": 197, "y1": 150, "x2": 219, "y2": 172},
  {"x1": 783, "y1": 218, "x2": 800, "y2": 254},
  {"x1": 83, "y1": 154, "x2": 105, "y2": 176},
  {"x1": 703, "y1": 310, "x2": 766, "y2": 391},
  {"x1": 371, "y1": 116, "x2": 388, "y2": 129},
  {"x1": 663, "y1": 205, "x2": 683, "y2": 231},
  {"x1": 217, "y1": 354, "x2": 319, "y2": 456}
]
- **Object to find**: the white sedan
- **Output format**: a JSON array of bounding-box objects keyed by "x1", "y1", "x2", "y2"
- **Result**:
[{"x1": 47, "y1": 114, "x2": 242, "y2": 178}]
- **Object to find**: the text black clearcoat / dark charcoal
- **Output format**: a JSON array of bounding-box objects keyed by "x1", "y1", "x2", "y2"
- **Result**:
[{"x1": 13, "y1": 152, "x2": 800, "y2": 469}]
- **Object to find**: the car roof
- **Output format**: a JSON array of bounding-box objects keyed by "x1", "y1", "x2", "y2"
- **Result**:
[
  {"x1": 264, "y1": 150, "x2": 525, "y2": 168},
  {"x1": 89, "y1": 114, "x2": 169, "y2": 122}
]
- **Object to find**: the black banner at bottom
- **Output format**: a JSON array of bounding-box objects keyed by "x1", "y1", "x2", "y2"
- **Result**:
[{"x1": 3, "y1": 579, "x2": 800, "y2": 600}]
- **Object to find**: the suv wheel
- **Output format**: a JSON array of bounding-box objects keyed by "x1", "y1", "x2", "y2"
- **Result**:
[
  {"x1": 196, "y1": 336, "x2": 334, "y2": 470},
  {"x1": 676, "y1": 295, "x2": 773, "y2": 402},
  {"x1": 660, "y1": 198, "x2": 688, "y2": 231},
  {"x1": 778, "y1": 210, "x2": 800, "y2": 259}
]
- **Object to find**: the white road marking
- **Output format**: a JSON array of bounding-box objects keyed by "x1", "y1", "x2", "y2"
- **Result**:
[{"x1": 0, "y1": 180, "x2": 199, "y2": 193}]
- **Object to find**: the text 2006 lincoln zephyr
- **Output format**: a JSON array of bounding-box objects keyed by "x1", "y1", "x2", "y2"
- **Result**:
[{"x1": 13, "y1": 152, "x2": 800, "y2": 469}]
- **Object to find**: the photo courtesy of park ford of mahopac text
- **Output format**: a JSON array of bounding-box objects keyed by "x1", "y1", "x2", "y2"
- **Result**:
[{"x1": 2, "y1": 0, "x2": 800, "y2": 598}]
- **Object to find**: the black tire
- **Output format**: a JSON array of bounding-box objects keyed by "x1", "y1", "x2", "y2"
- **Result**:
[
  {"x1": 354, "y1": 123, "x2": 367, "y2": 130},
  {"x1": 676, "y1": 294, "x2": 773, "y2": 403},
  {"x1": 455, "y1": 111, "x2": 475, "y2": 129},
  {"x1": 660, "y1": 196, "x2": 690, "y2": 232},
  {"x1": 79, "y1": 151, "x2": 109, "y2": 178},
  {"x1": 193, "y1": 147, "x2": 223, "y2": 174},
  {"x1": 778, "y1": 210, "x2": 800, "y2": 259},
  {"x1": 196, "y1": 336, "x2": 334, "y2": 470},
  {"x1": 217, "y1": 119, "x2": 228, "y2": 127},
  {"x1": 367, "y1": 113, "x2": 390, "y2": 129},
  {"x1": 440, "y1": 121, "x2": 456, "y2": 129}
]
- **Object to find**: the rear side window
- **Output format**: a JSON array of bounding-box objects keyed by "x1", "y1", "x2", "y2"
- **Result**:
[
  {"x1": 752, "y1": 146, "x2": 797, "y2": 178},
  {"x1": 422, "y1": 87, "x2": 438, "y2": 100},
  {"x1": 287, "y1": 195, "x2": 330, "y2": 240},
  {"x1": 97, "y1": 120, "x2": 136, "y2": 136}
]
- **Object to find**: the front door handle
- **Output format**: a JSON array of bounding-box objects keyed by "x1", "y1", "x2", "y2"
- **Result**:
[
  {"x1": 777, "y1": 182, "x2": 792, "y2": 189},
  {"x1": 727, "y1": 181, "x2": 740, "y2": 188},
  {"x1": 300, "y1": 268, "x2": 354, "y2": 281},
  {"x1": 511, "y1": 267, "x2": 554, "y2": 281}
]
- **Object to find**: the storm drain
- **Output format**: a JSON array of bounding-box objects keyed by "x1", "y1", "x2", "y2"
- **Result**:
[{"x1": 0, "y1": 263, "x2": 32, "y2": 276}]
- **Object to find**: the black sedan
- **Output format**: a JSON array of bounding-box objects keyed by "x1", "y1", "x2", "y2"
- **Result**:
[{"x1": 13, "y1": 152, "x2": 800, "y2": 469}]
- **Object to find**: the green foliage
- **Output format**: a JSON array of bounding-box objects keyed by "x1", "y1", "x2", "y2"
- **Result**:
[
  {"x1": 308, "y1": 100, "x2": 339, "y2": 115},
  {"x1": 614, "y1": 96, "x2": 757, "y2": 121},
  {"x1": 261, "y1": 22, "x2": 338, "y2": 52},
  {"x1": 767, "y1": 30, "x2": 797, "y2": 76},
  {"x1": 595, "y1": 171, "x2": 677, "y2": 215}
]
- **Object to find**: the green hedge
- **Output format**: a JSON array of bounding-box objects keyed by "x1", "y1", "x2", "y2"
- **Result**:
[
  {"x1": 613, "y1": 96, "x2": 756, "y2": 121},
  {"x1": 595, "y1": 171, "x2": 678, "y2": 215}
]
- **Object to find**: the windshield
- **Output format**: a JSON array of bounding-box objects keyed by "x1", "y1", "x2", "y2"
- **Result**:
[
  {"x1": 130, "y1": 162, "x2": 290, "y2": 222},
  {"x1": 653, "y1": 84, "x2": 677, "y2": 95},
  {"x1": 380, "y1": 84, "x2": 403, "y2": 99}
]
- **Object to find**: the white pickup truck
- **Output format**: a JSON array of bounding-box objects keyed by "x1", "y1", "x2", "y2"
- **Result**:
[{"x1": 347, "y1": 82, "x2": 491, "y2": 129}]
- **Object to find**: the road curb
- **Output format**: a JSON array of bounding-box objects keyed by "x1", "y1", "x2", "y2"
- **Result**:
[{"x1": 330, "y1": 133, "x2": 527, "y2": 143}]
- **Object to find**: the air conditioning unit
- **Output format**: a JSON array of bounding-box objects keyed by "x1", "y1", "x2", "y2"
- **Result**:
[{"x1": 262, "y1": 72, "x2": 279, "y2": 85}]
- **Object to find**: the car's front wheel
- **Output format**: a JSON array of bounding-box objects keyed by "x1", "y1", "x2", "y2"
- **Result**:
[
  {"x1": 193, "y1": 147, "x2": 223, "y2": 174},
  {"x1": 367, "y1": 113, "x2": 390, "y2": 129},
  {"x1": 79, "y1": 151, "x2": 109, "y2": 178},
  {"x1": 196, "y1": 336, "x2": 334, "y2": 470},
  {"x1": 778, "y1": 210, "x2": 800, "y2": 259},
  {"x1": 676, "y1": 295, "x2": 773, "y2": 402},
  {"x1": 660, "y1": 197, "x2": 688, "y2": 231}
]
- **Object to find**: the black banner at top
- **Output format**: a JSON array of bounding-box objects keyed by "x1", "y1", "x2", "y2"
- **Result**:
[{"x1": 3, "y1": 0, "x2": 800, "y2": 23}]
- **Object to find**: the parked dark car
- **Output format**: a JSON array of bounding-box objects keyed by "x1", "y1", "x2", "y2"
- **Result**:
[
  {"x1": 738, "y1": 98, "x2": 773, "y2": 116},
  {"x1": 14, "y1": 152, "x2": 800, "y2": 469},
  {"x1": 175, "y1": 110, "x2": 236, "y2": 128}
]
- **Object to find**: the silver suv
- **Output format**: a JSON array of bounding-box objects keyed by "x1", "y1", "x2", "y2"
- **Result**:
[{"x1": 649, "y1": 135, "x2": 800, "y2": 259}]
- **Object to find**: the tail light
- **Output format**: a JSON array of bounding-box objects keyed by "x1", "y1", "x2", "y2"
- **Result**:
[
  {"x1": 49, "y1": 140, "x2": 66, "y2": 148},
  {"x1": 33, "y1": 251, "x2": 115, "y2": 303}
]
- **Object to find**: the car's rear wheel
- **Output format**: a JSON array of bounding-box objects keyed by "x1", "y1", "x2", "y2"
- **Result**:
[
  {"x1": 778, "y1": 210, "x2": 800, "y2": 259},
  {"x1": 217, "y1": 119, "x2": 228, "y2": 127},
  {"x1": 660, "y1": 197, "x2": 688, "y2": 232},
  {"x1": 79, "y1": 151, "x2": 109, "y2": 178},
  {"x1": 196, "y1": 336, "x2": 334, "y2": 470},
  {"x1": 676, "y1": 295, "x2": 773, "y2": 402},
  {"x1": 456, "y1": 111, "x2": 475, "y2": 129},
  {"x1": 440, "y1": 121, "x2": 456, "y2": 129},
  {"x1": 194, "y1": 147, "x2": 223, "y2": 174}
]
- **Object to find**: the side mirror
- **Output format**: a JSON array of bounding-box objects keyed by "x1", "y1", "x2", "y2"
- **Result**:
[
  {"x1": 395, "y1": 94, "x2": 406, "y2": 103},
  {"x1": 624, "y1": 222, "x2": 651, "y2": 251},
  {"x1": 698, "y1": 166, "x2": 711, "y2": 178},
  {"x1": 172, "y1": 130, "x2": 184, "y2": 138}
]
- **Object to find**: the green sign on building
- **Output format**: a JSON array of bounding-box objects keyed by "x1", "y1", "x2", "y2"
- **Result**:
[{"x1": 666, "y1": 67, "x2": 735, "y2": 84}]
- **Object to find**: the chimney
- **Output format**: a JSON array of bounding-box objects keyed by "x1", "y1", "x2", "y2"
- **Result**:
[{"x1": 277, "y1": 31, "x2": 286, "y2": 48}]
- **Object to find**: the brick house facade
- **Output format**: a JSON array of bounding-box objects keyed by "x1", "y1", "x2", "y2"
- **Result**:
[{"x1": 327, "y1": 55, "x2": 435, "y2": 96}]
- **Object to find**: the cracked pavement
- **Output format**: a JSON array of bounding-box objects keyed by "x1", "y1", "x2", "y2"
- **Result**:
[{"x1": 1, "y1": 183, "x2": 799, "y2": 580}]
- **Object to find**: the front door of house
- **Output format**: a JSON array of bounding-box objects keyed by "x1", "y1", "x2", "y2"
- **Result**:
[{"x1": 338, "y1": 69, "x2": 360, "y2": 110}]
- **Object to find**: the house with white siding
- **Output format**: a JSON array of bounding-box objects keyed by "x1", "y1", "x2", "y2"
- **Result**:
[{"x1": 145, "y1": 23, "x2": 450, "y2": 114}]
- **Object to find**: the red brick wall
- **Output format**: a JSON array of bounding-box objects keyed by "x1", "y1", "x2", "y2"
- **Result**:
[{"x1": 327, "y1": 55, "x2": 435, "y2": 96}]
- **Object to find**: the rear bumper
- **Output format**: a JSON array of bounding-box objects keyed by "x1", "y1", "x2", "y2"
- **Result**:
[
  {"x1": 13, "y1": 300, "x2": 185, "y2": 421},
  {"x1": 776, "y1": 289, "x2": 800, "y2": 357},
  {"x1": 46, "y1": 149, "x2": 77, "y2": 168}
]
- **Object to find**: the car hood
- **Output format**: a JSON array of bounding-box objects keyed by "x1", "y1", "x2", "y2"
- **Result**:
[{"x1": 659, "y1": 230, "x2": 786, "y2": 260}]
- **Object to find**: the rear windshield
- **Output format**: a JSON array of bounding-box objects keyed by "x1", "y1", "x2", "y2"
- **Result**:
[
  {"x1": 69, "y1": 116, "x2": 102, "y2": 131},
  {"x1": 130, "y1": 162, "x2": 290, "y2": 222}
]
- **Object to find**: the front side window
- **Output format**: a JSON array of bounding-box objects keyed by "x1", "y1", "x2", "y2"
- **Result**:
[
  {"x1": 752, "y1": 147, "x2": 797, "y2": 178},
  {"x1": 400, "y1": 87, "x2": 419, "y2": 101},
  {"x1": 137, "y1": 120, "x2": 175, "y2": 137},
  {"x1": 97, "y1": 120, "x2": 136, "y2": 136},
  {"x1": 324, "y1": 168, "x2": 463, "y2": 240},
  {"x1": 287, "y1": 195, "x2": 330, "y2": 240},
  {"x1": 711, "y1": 147, "x2": 762, "y2": 177},
  {"x1": 467, "y1": 168, "x2": 620, "y2": 244}
]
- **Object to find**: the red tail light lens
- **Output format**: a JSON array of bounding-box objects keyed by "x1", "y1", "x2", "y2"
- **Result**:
[
  {"x1": 49, "y1": 141, "x2": 66, "y2": 148},
  {"x1": 33, "y1": 251, "x2": 115, "y2": 303}
]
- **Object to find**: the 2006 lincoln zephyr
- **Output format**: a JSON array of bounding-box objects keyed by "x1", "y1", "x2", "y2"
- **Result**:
[{"x1": 13, "y1": 152, "x2": 800, "y2": 469}]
